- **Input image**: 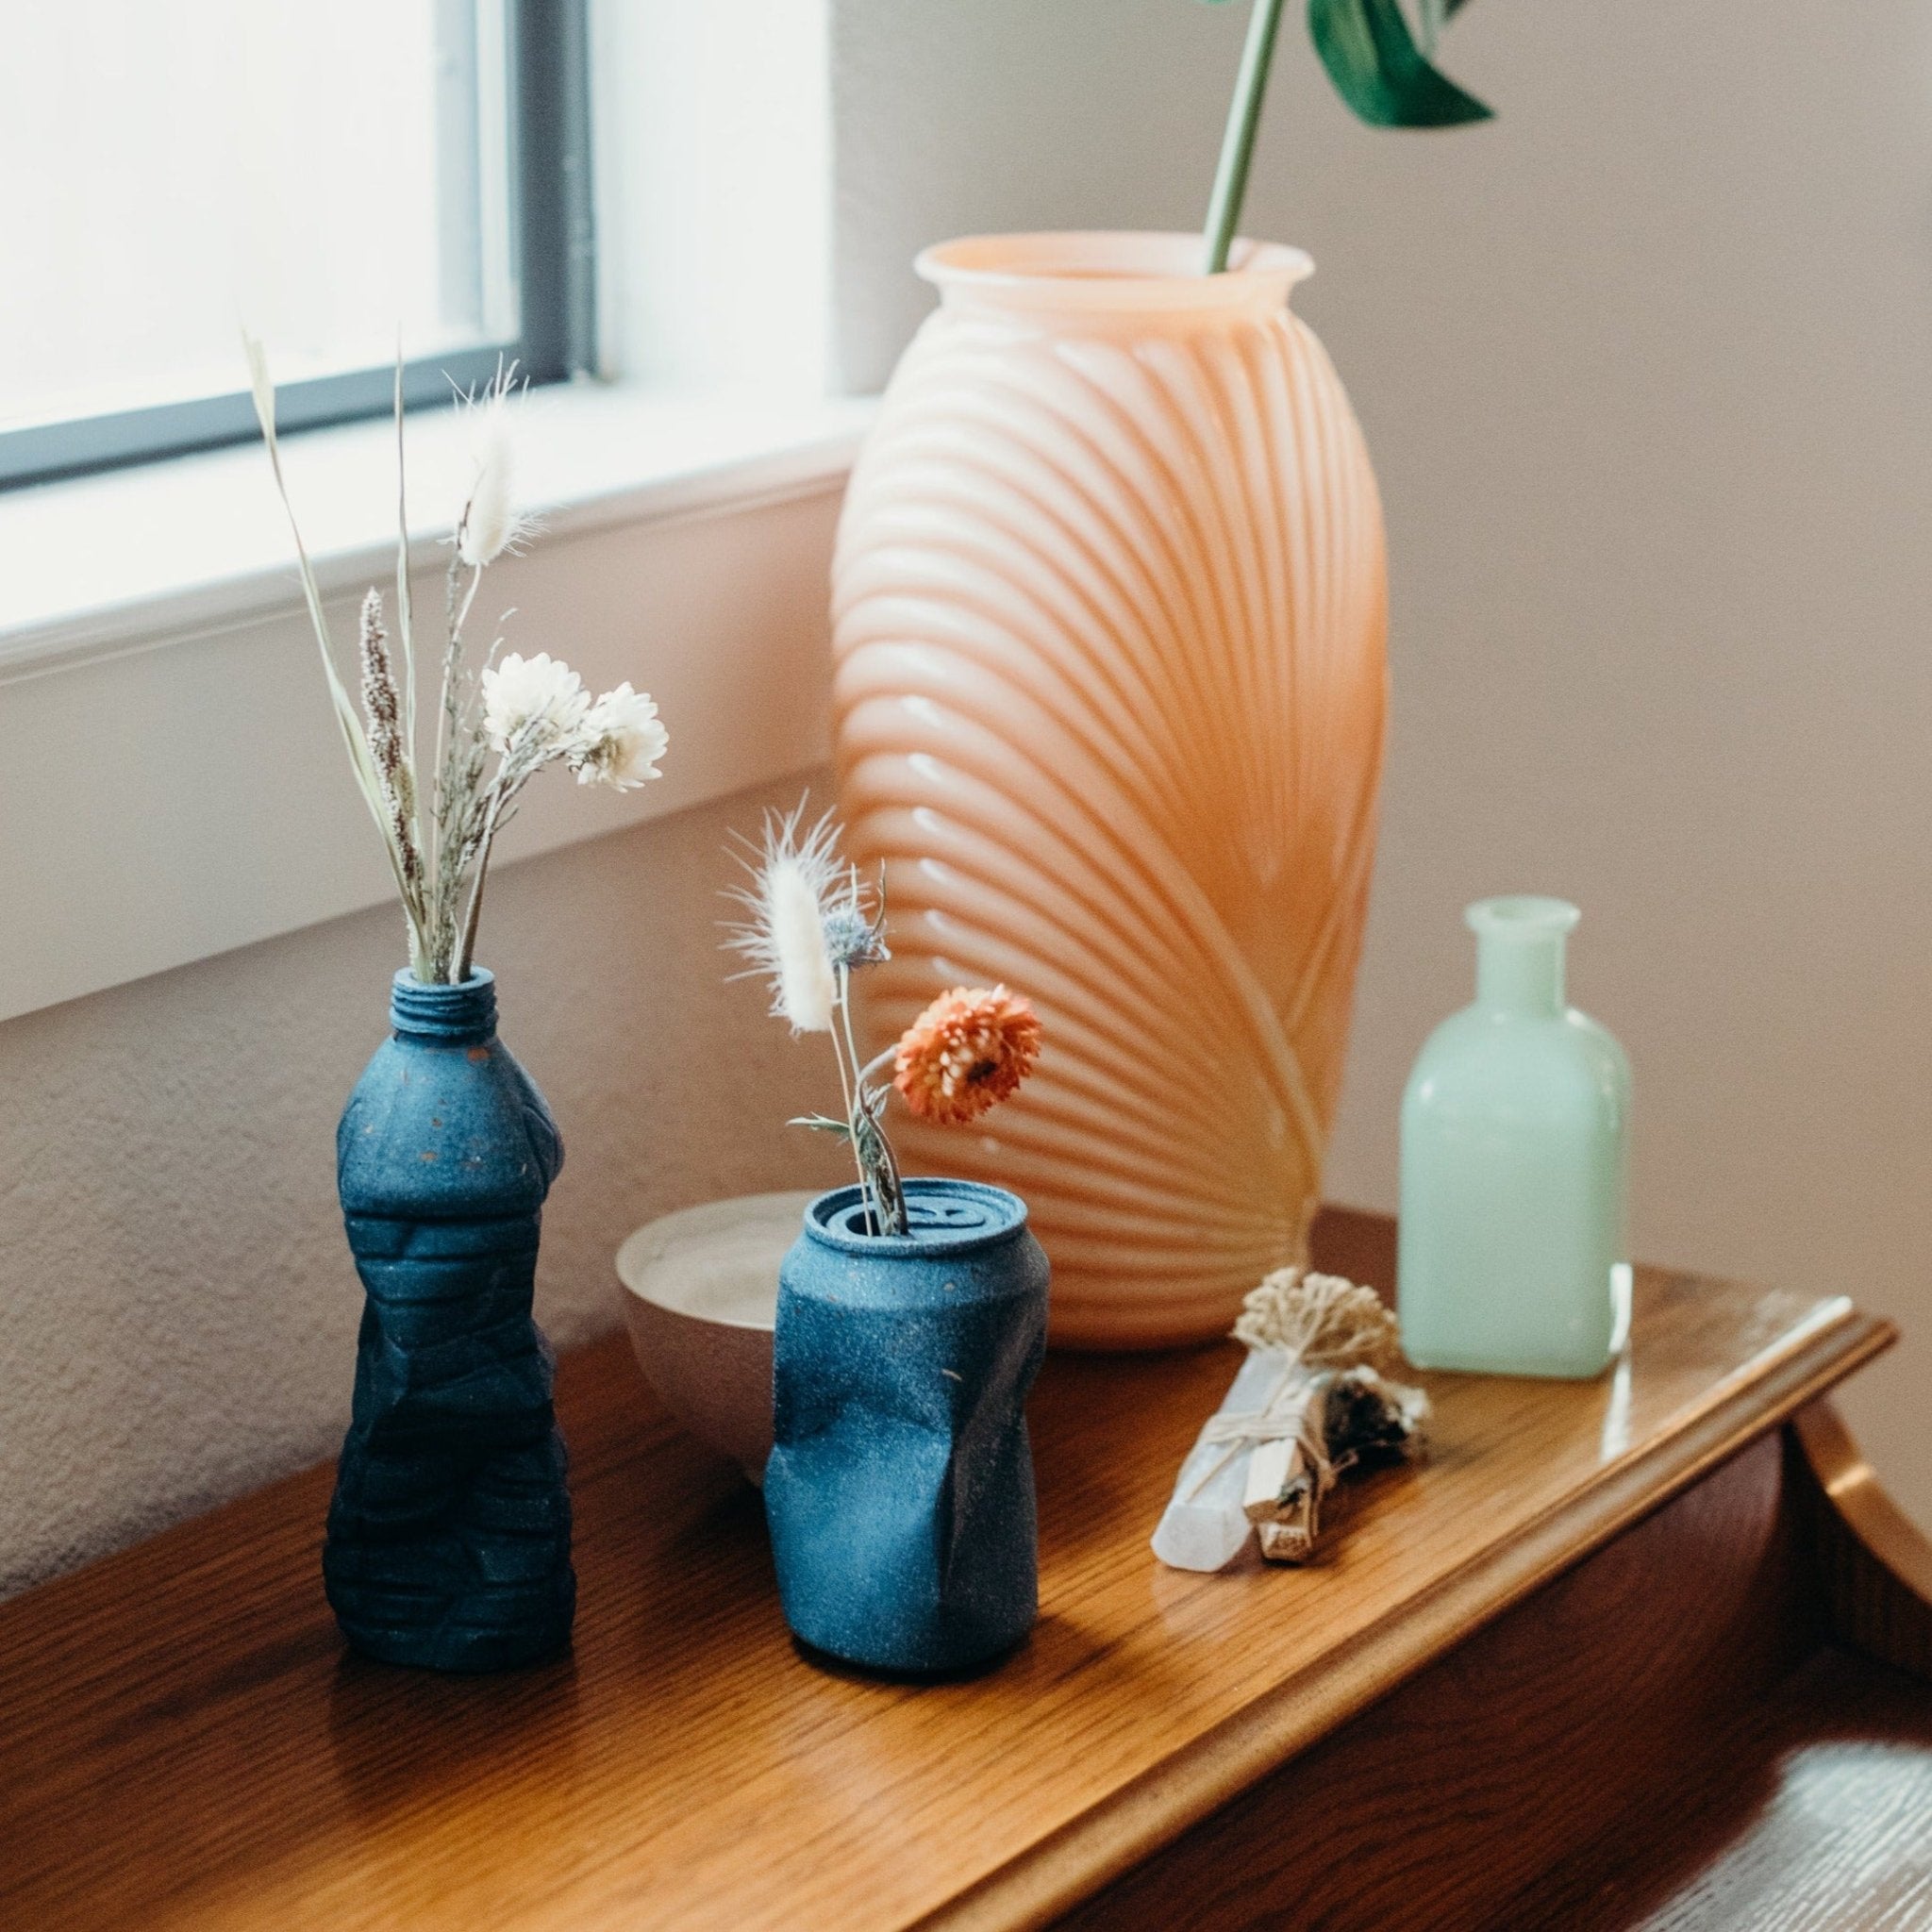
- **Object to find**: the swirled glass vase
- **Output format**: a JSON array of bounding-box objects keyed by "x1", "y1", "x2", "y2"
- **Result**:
[{"x1": 832, "y1": 233, "x2": 1388, "y2": 1348}]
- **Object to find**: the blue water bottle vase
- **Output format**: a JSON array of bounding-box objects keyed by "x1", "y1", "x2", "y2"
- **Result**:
[
  {"x1": 764, "y1": 1179, "x2": 1050, "y2": 1676},
  {"x1": 323, "y1": 969, "x2": 575, "y2": 1672}
]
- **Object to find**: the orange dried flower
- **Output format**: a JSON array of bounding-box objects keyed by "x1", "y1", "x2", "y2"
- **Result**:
[{"x1": 893, "y1": 985, "x2": 1042, "y2": 1126}]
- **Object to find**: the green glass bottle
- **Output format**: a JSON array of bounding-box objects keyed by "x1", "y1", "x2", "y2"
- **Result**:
[{"x1": 1398, "y1": 897, "x2": 1630, "y2": 1378}]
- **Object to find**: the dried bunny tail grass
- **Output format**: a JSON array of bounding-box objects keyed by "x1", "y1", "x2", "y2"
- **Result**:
[
  {"x1": 1232, "y1": 1267, "x2": 1402, "y2": 1372},
  {"x1": 722, "y1": 801, "x2": 846, "y2": 1035},
  {"x1": 456, "y1": 363, "x2": 533, "y2": 569}
]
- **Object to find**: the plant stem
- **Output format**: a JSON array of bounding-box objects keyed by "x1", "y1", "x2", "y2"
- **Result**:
[
  {"x1": 838, "y1": 977, "x2": 871, "y2": 1124},
  {"x1": 392, "y1": 355, "x2": 417, "y2": 780},
  {"x1": 248, "y1": 352, "x2": 427, "y2": 965},
  {"x1": 432, "y1": 558, "x2": 475, "y2": 942},
  {"x1": 452, "y1": 786, "x2": 504, "y2": 984},
  {"x1": 872, "y1": 1114, "x2": 908, "y2": 1236},
  {"x1": 1203, "y1": 0, "x2": 1290, "y2": 275},
  {"x1": 838, "y1": 970, "x2": 908, "y2": 1236},
  {"x1": 824, "y1": 968, "x2": 878, "y2": 1230}
]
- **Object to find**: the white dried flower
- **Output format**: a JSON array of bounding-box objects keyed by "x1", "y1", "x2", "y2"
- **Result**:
[
  {"x1": 1233, "y1": 1268, "x2": 1403, "y2": 1372},
  {"x1": 481, "y1": 651, "x2": 590, "y2": 755},
  {"x1": 571, "y1": 684, "x2": 669, "y2": 791},
  {"x1": 724, "y1": 804, "x2": 845, "y2": 1034},
  {"x1": 457, "y1": 369, "x2": 529, "y2": 568}
]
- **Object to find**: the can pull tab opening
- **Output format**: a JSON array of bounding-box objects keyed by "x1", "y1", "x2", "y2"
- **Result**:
[{"x1": 822, "y1": 1193, "x2": 1007, "y2": 1242}]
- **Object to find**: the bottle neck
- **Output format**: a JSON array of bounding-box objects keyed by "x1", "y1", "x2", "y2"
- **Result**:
[
  {"x1": 1466, "y1": 896, "x2": 1580, "y2": 1018},
  {"x1": 1475, "y1": 936, "x2": 1566, "y2": 1016},
  {"x1": 390, "y1": 968, "x2": 497, "y2": 1044}
]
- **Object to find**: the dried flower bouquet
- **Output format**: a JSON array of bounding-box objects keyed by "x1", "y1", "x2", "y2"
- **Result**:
[
  {"x1": 743, "y1": 806, "x2": 1054, "y2": 1674},
  {"x1": 725, "y1": 804, "x2": 1041, "y2": 1236},
  {"x1": 243, "y1": 347, "x2": 665, "y2": 1670},
  {"x1": 245, "y1": 347, "x2": 667, "y2": 982}
]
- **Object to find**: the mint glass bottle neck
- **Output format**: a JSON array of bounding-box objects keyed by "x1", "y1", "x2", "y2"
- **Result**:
[{"x1": 1467, "y1": 896, "x2": 1580, "y2": 1017}]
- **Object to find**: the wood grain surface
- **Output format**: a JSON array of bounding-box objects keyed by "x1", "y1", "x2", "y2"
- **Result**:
[
  {"x1": 1507, "y1": 1643, "x2": 1932, "y2": 1929},
  {"x1": 0, "y1": 1210, "x2": 1893, "y2": 1932},
  {"x1": 1056, "y1": 1433, "x2": 1825, "y2": 1932},
  {"x1": 1794, "y1": 1400, "x2": 1932, "y2": 1682}
]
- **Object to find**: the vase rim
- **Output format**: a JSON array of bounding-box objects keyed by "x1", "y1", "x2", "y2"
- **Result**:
[
  {"x1": 391, "y1": 966, "x2": 496, "y2": 995},
  {"x1": 802, "y1": 1178, "x2": 1029, "y2": 1257},
  {"x1": 916, "y1": 231, "x2": 1313, "y2": 314},
  {"x1": 1465, "y1": 896, "x2": 1580, "y2": 940},
  {"x1": 390, "y1": 966, "x2": 498, "y2": 1042}
]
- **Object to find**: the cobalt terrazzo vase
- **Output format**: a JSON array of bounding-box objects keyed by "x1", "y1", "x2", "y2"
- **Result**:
[
  {"x1": 764, "y1": 1179, "x2": 1050, "y2": 1675},
  {"x1": 324, "y1": 969, "x2": 575, "y2": 1672}
]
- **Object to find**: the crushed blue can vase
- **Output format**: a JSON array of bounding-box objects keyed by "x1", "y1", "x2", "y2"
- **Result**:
[
  {"x1": 764, "y1": 1179, "x2": 1050, "y2": 1675},
  {"x1": 323, "y1": 969, "x2": 575, "y2": 1672}
]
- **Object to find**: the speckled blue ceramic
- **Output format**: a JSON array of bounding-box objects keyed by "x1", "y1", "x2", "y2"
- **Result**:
[
  {"x1": 323, "y1": 970, "x2": 575, "y2": 1672},
  {"x1": 764, "y1": 1179, "x2": 1049, "y2": 1675}
]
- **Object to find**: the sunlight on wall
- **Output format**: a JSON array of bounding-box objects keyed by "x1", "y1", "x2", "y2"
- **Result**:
[{"x1": 592, "y1": 0, "x2": 832, "y2": 391}]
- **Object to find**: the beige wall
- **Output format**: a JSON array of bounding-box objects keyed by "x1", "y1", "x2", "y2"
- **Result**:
[
  {"x1": 831, "y1": 0, "x2": 1932, "y2": 1515},
  {"x1": 0, "y1": 782, "x2": 855, "y2": 1597},
  {"x1": 8, "y1": 0, "x2": 1931, "y2": 1598}
]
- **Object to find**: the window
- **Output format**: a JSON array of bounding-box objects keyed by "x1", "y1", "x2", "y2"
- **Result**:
[{"x1": 0, "y1": 0, "x2": 592, "y2": 491}]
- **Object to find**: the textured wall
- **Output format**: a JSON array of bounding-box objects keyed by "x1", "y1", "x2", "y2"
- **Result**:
[
  {"x1": 11, "y1": 0, "x2": 1932, "y2": 1597},
  {"x1": 0, "y1": 779, "x2": 854, "y2": 1597},
  {"x1": 831, "y1": 0, "x2": 1932, "y2": 1517}
]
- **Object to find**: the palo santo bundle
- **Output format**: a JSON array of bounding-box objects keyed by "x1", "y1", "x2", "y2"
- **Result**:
[{"x1": 1152, "y1": 1268, "x2": 1430, "y2": 1572}]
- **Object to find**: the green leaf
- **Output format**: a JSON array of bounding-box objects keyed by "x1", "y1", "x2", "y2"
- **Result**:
[
  {"x1": 788, "y1": 1115, "x2": 853, "y2": 1136},
  {"x1": 1200, "y1": 0, "x2": 1478, "y2": 26},
  {"x1": 1307, "y1": 0, "x2": 1492, "y2": 127}
]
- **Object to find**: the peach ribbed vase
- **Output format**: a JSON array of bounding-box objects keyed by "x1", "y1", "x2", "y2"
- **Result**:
[{"x1": 831, "y1": 233, "x2": 1388, "y2": 1348}]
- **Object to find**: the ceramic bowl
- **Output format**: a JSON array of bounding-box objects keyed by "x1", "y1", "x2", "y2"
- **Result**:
[{"x1": 615, "y1": 1191, "x2": 811, "y2": 1484}]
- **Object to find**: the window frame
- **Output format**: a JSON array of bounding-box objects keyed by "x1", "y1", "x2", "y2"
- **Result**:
[{"x1": 0, "y1": 0, "x2": 594, "y2": 493}]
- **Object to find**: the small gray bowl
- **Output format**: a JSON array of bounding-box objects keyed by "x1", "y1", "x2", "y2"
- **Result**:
[{"x1": 615, "y1": 1191, "x2": 809, "y2": 1484}]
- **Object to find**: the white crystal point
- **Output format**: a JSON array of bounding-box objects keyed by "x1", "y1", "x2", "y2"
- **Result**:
[
  {"x1": 1151, "y1": 1349, "x2": 1290, "y2": 1572},
  {"x1": 1151, "y1": 1493, "x2": 1253, "y2": 1572}
]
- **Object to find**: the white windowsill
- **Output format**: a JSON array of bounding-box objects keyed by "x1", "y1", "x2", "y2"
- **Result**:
[
  {"x1": 0, "y1": 379, "x2": 875, "y2": 677},
  {"x1": 0, "y1": 380, "x2": 873, "y2": 1024}
]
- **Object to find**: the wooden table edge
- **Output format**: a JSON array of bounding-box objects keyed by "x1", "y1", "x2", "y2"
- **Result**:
[{"x1": 919, "y1": 1301, "x2": 1897, "y2": 1932}]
